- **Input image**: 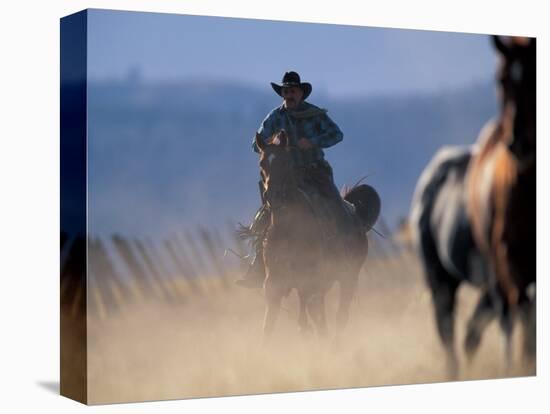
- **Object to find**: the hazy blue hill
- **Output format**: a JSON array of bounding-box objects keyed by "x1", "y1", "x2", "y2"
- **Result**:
[
  {"x1": 327, "y1": 81, "x2": 497, "y2": 221},
  {"x1": 87, "y1": 78, "x2": 497, "y2": 238}
]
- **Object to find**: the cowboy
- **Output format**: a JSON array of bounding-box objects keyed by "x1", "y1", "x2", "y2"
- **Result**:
[{"x1": 236, "y1": 71, "x2": 345, "y2": 288}]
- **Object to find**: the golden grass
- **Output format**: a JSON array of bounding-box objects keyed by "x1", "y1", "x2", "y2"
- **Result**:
[{"x1": 87, "y1": 251, "x2": 534, "y2": 405}]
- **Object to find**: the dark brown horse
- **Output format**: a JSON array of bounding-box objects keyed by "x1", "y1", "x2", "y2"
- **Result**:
[
  {"x1": 254, "y1": 131, "x2": 379, "y2": 341},
  {"x1": 466, "y1": 36, "x2": 536, "y2": 362},
  {"x1": 410, "y1": 36, "x2": 535, "y2": 378}
]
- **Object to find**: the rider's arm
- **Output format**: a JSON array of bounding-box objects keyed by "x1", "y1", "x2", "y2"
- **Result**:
[
  {"x1": 308, "y1": 113, "x2": 343, "y2": 148},
  {"x1": 252, "y1": 110, "x2": 277, "y2": 153}
]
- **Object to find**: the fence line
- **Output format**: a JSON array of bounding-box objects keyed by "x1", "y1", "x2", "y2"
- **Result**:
[{"x1": 60, "y1": 220, "x2": 412, "y2": 321}]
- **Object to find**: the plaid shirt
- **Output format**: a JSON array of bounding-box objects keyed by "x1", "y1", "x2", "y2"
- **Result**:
[{"x1": 252, "y1": 101, "x2": 343, "y2": 167}]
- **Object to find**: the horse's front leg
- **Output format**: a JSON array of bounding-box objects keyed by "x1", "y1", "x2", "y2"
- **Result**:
[
  {"x1": 519, "y1": 292, "x2": 536, "y2": 365},
  {"x1": 297, "y1": 290, "x2": 312, "y2": 336},
  {"x1": 263, "y1": 275, "x2": 283, "y2": 343},
  {"x1": 491, "y1": 242, "x2": 517, "y2": 374},
  {"x1": 307, "y1": 292, "x2": 328, "y2": 339},
  {"x1": 498, "y1": 300, "x2": 515, "y2": 375}
]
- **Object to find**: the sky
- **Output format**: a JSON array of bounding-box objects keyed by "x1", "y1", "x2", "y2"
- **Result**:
[
  {"x1": 83, "y1": 8, "x2": 501, "y2": 238},
  {"x1": 87, "y1": 9, "x2": 497, "y2": 98}
]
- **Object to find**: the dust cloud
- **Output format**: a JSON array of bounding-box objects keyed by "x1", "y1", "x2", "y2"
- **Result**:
[{"x1": 87, "y1": 250, "x2": 534, "y2": 405}]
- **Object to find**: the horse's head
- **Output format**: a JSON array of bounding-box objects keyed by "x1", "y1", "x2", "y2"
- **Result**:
[
  {"x1": 493, "y1": 36, "x2": 536, "y2": 166},
  {"x1": 255, "y1": 130, "x2": 298, "y2": 209}
]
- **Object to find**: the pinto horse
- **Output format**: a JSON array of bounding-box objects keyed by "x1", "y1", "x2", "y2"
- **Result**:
[
  {"x1": 410, "y1": 144, "x2": 498, "y2": 378},
  {"x1": 410, "y1": 36, "x2": 535, "y2": 378},
  {"x1": 466, "y1": 36, "x2": 536, "y2": 363},
  {"x1": 254, "y1": 131, "x2": 379, "y2": 341}
]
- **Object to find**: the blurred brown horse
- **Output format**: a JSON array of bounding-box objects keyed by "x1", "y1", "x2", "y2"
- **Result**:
[
  {"x1": 466, "y1": 36, "x2": 536, "y2": 361},
  {"x1": 254, "y1": 131, "x2": 379, "y2": 341},
  {"x1": 410, "y1": 36, "x2": 535, "y2": 378}
]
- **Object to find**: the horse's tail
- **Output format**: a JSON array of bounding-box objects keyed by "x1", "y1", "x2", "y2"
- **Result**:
[{"x1": 343, "y1": 184, "x2": 381, "y2": 231}]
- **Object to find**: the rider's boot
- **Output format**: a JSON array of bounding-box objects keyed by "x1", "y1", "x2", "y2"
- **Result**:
[
  {"x1": 235, "y1": 203, "x2": 269, "y2": 289},
  {"x1": 235, "y1": 244, "x2": 265, "y2": 289}
]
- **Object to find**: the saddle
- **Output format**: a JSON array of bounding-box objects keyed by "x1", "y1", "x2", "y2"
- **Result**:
[
  {"x1": 294, "y1": 165, "x2": 360, "y2": 246},
  {"x1": 246, "y1": 160, "x2": 363, "y2": 256}
]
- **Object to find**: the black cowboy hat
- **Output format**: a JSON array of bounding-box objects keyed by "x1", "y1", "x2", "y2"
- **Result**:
[{"x1": 271, "y1": 71, "x2": 312, "y2": 100}]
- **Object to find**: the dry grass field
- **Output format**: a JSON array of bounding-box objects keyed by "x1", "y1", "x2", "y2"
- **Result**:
[{"x1": 84, "y1": 246, "x2": 535, "y2": 405}]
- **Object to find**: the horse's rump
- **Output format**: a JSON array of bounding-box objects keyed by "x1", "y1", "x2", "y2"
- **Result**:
[
  {"x1": 410, "y1": 145, "x2": 487, "y2": 282},
  {"x1": 410, "y1": 146, "x2": 472, "y2": 241},
  {"x1": 287, "y1": 165, "x2": 372, "y2": 247}
]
